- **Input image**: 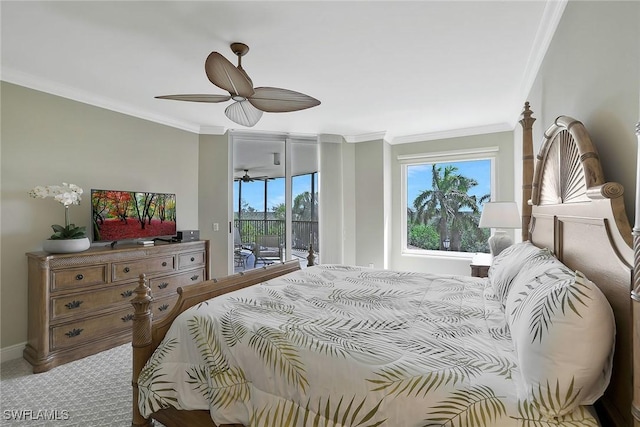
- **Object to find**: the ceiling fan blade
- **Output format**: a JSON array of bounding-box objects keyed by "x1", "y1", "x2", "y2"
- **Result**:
[
  {"x1": 248, "y1": 87, "x2": 321, "y2": 113},
  {"x1": 155, "y1": 94, "x2": 231, "y2": 103},
  {"x1": 225, "y1": 100, "x2": 263, "y2": 127},
  {"x1": 205, "y1": 52, "x2": 255, "y2": 98}
]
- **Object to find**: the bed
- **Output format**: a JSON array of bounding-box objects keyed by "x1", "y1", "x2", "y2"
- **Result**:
[{"x1": 131, "y1": 105, "x2": 640, "y2": 427}]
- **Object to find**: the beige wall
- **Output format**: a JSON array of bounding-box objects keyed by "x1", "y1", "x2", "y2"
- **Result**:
[
  {"x1": 526, "y1": 1, "x2": 639, "y2": 223},
  {"x1": 0, "y1": 82, "x2": 200, "y2": 350},
  {"x1": 198, "y1": 133, "x2": 232, "y2": 277},
  {"x1": 318, "y1": 137, "x2": 345, "y2": 264},
  {"x1": 354, "y1": 140, "x2": 388, "y2": 268}
]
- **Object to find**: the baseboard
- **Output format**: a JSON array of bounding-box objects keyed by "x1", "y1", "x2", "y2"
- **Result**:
[{"x1": 0, "y1": 342, "x2": 26, "y2": 363}]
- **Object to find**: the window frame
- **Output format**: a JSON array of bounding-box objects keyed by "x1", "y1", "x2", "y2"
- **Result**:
[{"x1": 399, "y1": 146, "x2": 498, "y2": 259}]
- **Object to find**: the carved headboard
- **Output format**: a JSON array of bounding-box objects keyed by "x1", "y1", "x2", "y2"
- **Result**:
[{"x1": 523, "y1": 113, "x2": 634, "y2": 427}]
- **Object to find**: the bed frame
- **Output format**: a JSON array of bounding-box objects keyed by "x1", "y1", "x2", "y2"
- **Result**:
[{"x1": 131, "y1": 105, "x2": 640, "y2": 427}]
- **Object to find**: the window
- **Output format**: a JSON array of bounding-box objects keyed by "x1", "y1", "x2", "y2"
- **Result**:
[
  {"x1": 291, "y1": 172, "x2": 318, "y2": 252},
  {"x1": 401, "y1": 149, "x2": 496, "y2": 255}
]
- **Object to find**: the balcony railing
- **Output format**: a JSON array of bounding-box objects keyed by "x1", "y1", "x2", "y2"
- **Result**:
[{"x1": 234, "y1": 219, "x2": 319, "y2": 252}]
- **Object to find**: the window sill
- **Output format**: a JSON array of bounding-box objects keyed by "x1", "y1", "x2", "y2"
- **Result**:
[{"x1": 401, "y1": 249, "x2": 484, "y2": 261}]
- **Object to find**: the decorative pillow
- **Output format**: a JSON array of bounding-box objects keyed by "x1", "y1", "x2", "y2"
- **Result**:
[
  {"x1": 506, "y1": 267, "x2": 615, "y2": 418},
  {"x1": 487, "y1": 241, "x2": 552, "y2": 306},
  {"x1": 503, "y1": 251, "x2": 564, "y2": 324}
]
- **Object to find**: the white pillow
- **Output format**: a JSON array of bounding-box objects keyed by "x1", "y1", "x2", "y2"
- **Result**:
[
  {"x1": 506, "y1": 267, "x2": 615, "y2": 418},
  {"x1": 488, "y1": 241, "x2": 552, "y2": 306}
]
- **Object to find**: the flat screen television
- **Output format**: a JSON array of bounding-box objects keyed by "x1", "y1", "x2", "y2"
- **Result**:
[{"x1": 91, "y1": 189, "x2": 177, "y2": 243}]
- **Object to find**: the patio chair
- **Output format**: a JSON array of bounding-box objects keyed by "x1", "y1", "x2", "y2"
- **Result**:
[
  {"x1": 234, "y1": 227, "x2": 254, "y2": 268},
  {"x1": 253, "y1": 235, "x2": 283, "y2": 266}
]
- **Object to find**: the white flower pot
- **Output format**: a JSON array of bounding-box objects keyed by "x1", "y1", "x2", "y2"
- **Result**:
[{"x1": 42, "y1": 237, "x2": 91, "y2": 254}]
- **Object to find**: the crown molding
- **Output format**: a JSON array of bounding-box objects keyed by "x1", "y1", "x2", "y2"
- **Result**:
[
  {"x1": 2, "y1": 69, "x2": 523, "y2": 145},
  {"x1": 318, "y1": 134, "x2": 344, "y2": 144},
  {"x1": 515, "y1": 0, "x2": 567, "y2": 125},
  {"x1": 390, "y1": 122, "x2": 513, "y2": 145},
  {"x1": 199, "y1": 126, "x2": 228, "y2": 135},
  {"x1": 343, "y1": 131, "x2": 388, "y2": 144},
  {"x1": 229, "y1": 129, "x2": 318, "y2": 144},
  {"x1": 1, "y1": 67, "x2": 202, "y2": 134}
]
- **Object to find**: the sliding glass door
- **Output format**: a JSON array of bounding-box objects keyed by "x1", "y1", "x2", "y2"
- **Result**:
[
  {"x1": 289, "y1": 140, "x2": 319, "y2": 264},
  {"x1": 231, "y1": 133, "x2": 318, "y2": 272}
]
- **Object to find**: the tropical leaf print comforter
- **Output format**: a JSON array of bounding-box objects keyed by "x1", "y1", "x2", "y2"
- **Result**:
[{"x1": 138, "y1": 265, "x2": 599, "y2": 427}]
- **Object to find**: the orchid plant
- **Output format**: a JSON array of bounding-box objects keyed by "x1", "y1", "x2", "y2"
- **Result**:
[{"x1": 29, "y1": 183, "x2": 87, "y2": 240}]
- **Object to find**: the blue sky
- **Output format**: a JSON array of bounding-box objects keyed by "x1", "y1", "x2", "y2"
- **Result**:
[
  {"x1": 407, "y1": 160, "x2": 491, "y2": 210},
  {"x1": 235, "y1": 163, "x2": 490, "y2": 213},
  {"x1": 234, "y1": 174, "x2": 313, "y2": 212}
]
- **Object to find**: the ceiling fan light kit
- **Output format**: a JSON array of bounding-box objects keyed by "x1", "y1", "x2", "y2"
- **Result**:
[
  {"x1": 225, "y1": 100, "x2": 263, "y2": 127},
  {"x1": 156, "y1": 42, "x2": 320, "y2": 127}
]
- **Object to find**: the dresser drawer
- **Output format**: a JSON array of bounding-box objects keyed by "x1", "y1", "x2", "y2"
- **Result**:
[
  {"x1": 112, "y1": 255, "x2": 175, "y2": 282},
  {"x1": 178, "y1": 250, "x2": 206, "y2": 270},
  {"x1": 51, "y1": 282, "x2": 137, "y2": 321},
  {"x1": 51, "y1": 265, "x2": 108, "y2": 291},
  {"x1": 153, "y1": 294, "x2": 179, "y2": 321},
  {"x1": 51, "y1": 307, "x2": 133, "y2": 350},
  {"x1": 149, "y1": 268, "x2": 205, "y2": 297}
]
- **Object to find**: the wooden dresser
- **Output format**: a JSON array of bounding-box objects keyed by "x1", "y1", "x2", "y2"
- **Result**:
[{"x1": 24, "y1": 240, "x2": 210, "y2": 373}]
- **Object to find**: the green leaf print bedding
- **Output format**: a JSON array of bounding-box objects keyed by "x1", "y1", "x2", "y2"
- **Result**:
[{"x1": 138, "y1": 265, "x2": 600, "y2": 427}]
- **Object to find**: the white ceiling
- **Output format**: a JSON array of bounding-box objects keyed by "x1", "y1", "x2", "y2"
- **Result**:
[{"x1": 1, "y1": 1, "x2": 565, "y2": 144}]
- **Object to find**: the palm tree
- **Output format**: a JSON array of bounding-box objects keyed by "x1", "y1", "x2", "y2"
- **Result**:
[
  {"x1": 292, "y1": 191, "x2": 318, "y2": 221},
  {"x1": 271, "y1": 192, "x2": 318, "y2": 221},
  {"x1": 412, "y1": 165, "x2": 486, "y2": 251}
]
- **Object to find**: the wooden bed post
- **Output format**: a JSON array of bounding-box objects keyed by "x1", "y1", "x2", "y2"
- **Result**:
[
  {"x1": 519, "y1": 101, "x2": 535, "y2": 241},
  {"x1": 131, "y1": 274, "x2": 154, "y2": 427},
  {"x1": 631, "y1": 120, "x2": 640, "y2": 427},
  {"x1": 307, "y1": 243, "x2": 315, "y2": 267}
]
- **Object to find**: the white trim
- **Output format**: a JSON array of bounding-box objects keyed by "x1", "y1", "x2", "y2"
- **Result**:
[
  {"x1": 398, "y1": 146, "x2": 500, "y2": 164},
  {"x1": 343, "y1": 131, "x2": 387, "y2": 144},
  {"x1": 391, "y1": 123, "x2": 512, "y2": 145},
  {"x1": 401, "y1": 248, "x2": 476, "y2": 261},
  {"x1": 1, "y1": 66, "x2": 528, "y2": 145},
  {"x1": 2, "y1": 67, "x2": 202, "y2": 134},
  {"x1": 318, "y1": 134, "x2": 343, "y2": 144},
  {"x1": 230, "y1": 130, "x2": 317, "y2": 144},
  {"x1": 199, "y1": 125, "x2": 228, "y2": 135},
  {"x1": 1, "y1": 342, "x2": 26, "y2": 363},
  {"x1": 514, "y1": 0, "x2": 567, "y2": 125}
]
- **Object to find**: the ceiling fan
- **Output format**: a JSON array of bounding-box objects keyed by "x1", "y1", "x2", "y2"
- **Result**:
[
  {"x1": 156, "y1": 42, "x2": 321, "y2": 127},
  {"x1": 234, "y1": 169, "x2": 268, "y2": 183}
]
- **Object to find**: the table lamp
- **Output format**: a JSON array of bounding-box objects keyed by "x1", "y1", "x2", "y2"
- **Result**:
[{"x1": 479, "y1": 201, "x2": 521, "y2": 256}]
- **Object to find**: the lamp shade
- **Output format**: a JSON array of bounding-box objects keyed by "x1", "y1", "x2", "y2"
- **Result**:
[{"x1": 479, "y1": 202, "x2": 521, "y2": 229}]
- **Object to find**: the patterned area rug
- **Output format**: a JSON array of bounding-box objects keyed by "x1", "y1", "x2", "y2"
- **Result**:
[{"x1": 0, "y1": 344, "x2": 163, "y2": 426}]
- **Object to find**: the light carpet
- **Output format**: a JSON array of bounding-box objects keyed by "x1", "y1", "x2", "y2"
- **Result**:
[{"x1": 0, "y1": 344, "x2": 160, "y2": 427}]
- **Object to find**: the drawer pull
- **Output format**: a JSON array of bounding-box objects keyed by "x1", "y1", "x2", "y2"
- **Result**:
[
  {"x1": 121, "y1": 313, "x2": 134, "y2": 322},
  {"x1": 158, "y1": 304, "x2": 169, "y2": 312},
  {"x1": 65, "y1": 328, "x2": 83, "y2": 338},
  {"x1": 162, "y1": 261, "x2": 167, "y2": 267},
  {"x1": 121, "y1": 289, "x2": 134, "y2": 298},
  {"x1": 158, "y1": 282, "x2": 169, "y2": 289},
  {"x1": 75, "y1": 274, "x2": 84, "y2": 281},
  {"x1": 190, "y1": 257, "x2": 195, "y2": 262},
  {"x1": 65, "y1": 300, "x2": 83, "y2": 310},
  {"x1": 123, "y1": 267, "x2": 130, "y2": 273},
  {"x1": 191, "y1": 274, "x2": 199, "y2": 281}
]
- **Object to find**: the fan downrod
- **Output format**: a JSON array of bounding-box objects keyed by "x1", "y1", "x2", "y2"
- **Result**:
[{"x1": 230, "y1": 42, "x2": 249, "y2": 58}]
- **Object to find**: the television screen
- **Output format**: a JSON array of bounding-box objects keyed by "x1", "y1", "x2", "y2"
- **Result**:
[{"x1": 91, "y1": 189, "x2": 177, "y2": 242}]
